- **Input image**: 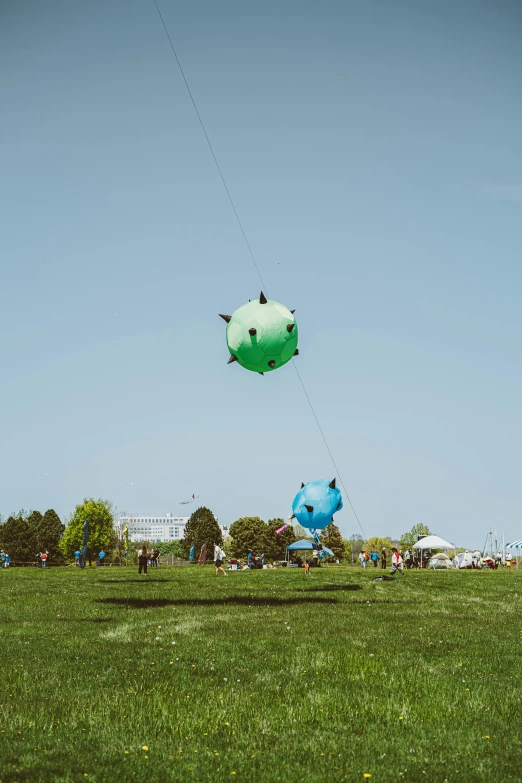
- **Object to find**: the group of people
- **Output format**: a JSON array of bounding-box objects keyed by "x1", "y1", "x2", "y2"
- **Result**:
[
  {"x1": 137, "y1": 546, "x2": 161, "y2": 574},
  {"x1": 359, "y1": 547, "x2": 405, "y2": 574},
  {"x1": 359, "y1": 548, "x2": 388, "y2": 569}
]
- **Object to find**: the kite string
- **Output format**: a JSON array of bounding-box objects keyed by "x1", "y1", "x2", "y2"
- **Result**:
[
  {"x1": 291, "y1": 361, "x2": 366, "y2": 539},
  {"x1": 152, "y1": 0, "x2": 267, "y2": 293},
  {"x1": 151, "y1": 0, "x2": 366, "y2": 541}
]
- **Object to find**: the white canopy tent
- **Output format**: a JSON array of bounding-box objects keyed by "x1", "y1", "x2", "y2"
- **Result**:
[
  {"x1": 413, "y1": 535, "x2": 456, "y2": 569},
  {"x1": 412, "y1": 535, "x2": 455, "y2": 550}
]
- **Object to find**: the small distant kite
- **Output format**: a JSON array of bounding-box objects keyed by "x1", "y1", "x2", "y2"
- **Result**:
[
  {"x1": 275, "y1": 524, "x2": 290, "y2": 535},
  {"x1": 179, "y1": 493, "x2": 200, "y2": 505}
]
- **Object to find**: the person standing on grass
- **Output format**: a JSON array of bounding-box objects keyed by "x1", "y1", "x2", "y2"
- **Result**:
[
  {"x1": 138, "y1": 545, "x2": 148, "y2": 575},
  {"x1": 0, "y1": 550, "x2": 5, "y2": 568},
  {"x1": 359, "y1": 551, "x2": 366, "y2": 568},
  {"x1": 381, "y1": 548, "x2": 387, "y2": 569},
  {"x1": 214, "y1": 543, "x2": 227, "y2": 576},
  {"x1": 39, "y1": 551, "x2": 48, "y2": 568},
  {"x1": 390, "y1": 547, "x2": 404, "y2": 575},
  {"x1": 97, "y1": 550, "x2": 106, "y2": 567},
  {"x1": 370, "y1": 550, "x2": 380, "y2": 568},
  {"x1": 304, "y1": 560, "x2": 310, "y2": 575},
  {"x1": 74, "y1": 549, "x2": 81, "y2": 567}
]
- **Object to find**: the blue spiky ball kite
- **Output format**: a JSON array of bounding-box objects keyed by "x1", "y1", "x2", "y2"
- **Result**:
[{"x1": 291, "y1": 478, "x2": 343, "y2": 531}]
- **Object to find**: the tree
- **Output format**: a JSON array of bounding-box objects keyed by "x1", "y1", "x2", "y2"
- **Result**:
[
  {"x1": 400, "y1": 523, "x2": 431, "y2": 552},
  {"x1": 343, "y1": 539, "x2": 352, "y2": 562},
  {"x1": 1, "y1": 512, "x2": 37, "y2": 563},
  {"x1": 228, "y1": 517, "x2": 267, "y2": 559},
  {"x1": 60, "y1": 498, "x2": 115, "y2": 564},
  {"x1": 263, "y1": 519, "x2": 297, "y2": 561},
  {"x1": 321, "y1": 522, "x2": 345, "y2": 560},
  {"x1": 293, "y1": 523, "x2": 312, "y2": 540},
  {"x1": 364, "y1": 536, "x2": 394, "y2": 555},
  {"x1": 182, "y1": 507, "x2": 222, "y2": 561},
  {"x1": 35, "y1": 509, "x2": 65, "y2": 562},
  {"x1": 349, "y1": 534, "x2": 364, "y2": 560},
  {"x1": 156, "y1": 540, "x2": 185, "y2": 559}
]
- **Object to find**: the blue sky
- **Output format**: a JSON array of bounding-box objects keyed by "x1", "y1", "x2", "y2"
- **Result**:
[{"x1": 1, "y1": 0, "x2": 521, "y2": 547}]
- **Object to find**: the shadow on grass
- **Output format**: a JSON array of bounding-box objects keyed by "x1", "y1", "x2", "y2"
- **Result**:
[
  {"x1": 57, "y1": 617, "x2": 114, "y2": 623},
  {"x1": 301, "y1": 584, "x2": 363, "y2": 592},
  {"x1": 100, "y1": 579, "x2": 172, "y2": 584},
  {"x1": 97, "y1": 596, "x2": 338, "y2": 609}
]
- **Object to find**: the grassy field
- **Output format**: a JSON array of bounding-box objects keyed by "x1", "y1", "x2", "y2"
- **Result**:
[{"x1": 0, "y1": 564, "x2": 521, "y2": 783}]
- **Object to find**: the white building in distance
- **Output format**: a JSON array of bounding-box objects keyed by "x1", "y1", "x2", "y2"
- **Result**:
[
  {"x1": 117, "y1": 513, "x2": 229, "y2": 544},
  {"x1": 119, "y1": 513, "x2": 189, "y2": 543}
]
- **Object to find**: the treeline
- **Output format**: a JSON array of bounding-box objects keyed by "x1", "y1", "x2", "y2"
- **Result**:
[
  {"x1": 0, "y1": 500, "x2": 430, "y2": 567},
  {"x1": 0, "y1": 510, "x2": 64, "y2": 563},
  {"x1": 180, "y1": 508, "x2": 346, "y2": 562}
]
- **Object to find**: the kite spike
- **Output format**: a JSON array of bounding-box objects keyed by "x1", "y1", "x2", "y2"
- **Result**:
[
  {"x1": 249, "y1": 328, "x2": 257, "y2": 336},
  {"x1": 258, "y1": 372, "x2": 264, "y2": 375},
  {"x1": 305, "y1": 504, "x2": 314, "y2": 513},
  {"x1": 287, "y1": 323, "x2": 295, "y2": 332},
  {"x1": 219, "y1": 314, "x2": 231, "y2": 323},
  {"x1": 268, "y1": 360, "x2": 276, "y2": 368},
  {"x1": 301, "y1": 482, "x2": 305, "y2": 488},
  {"x1": 294, "y1": 349, "x2": 299, "y2": 356},
  {"x1": 329, "y1": 478, "x2": 336, "y2": 489},
  {"x1": 259, "y1": 291, "x2": 268, "y2": 304},
  {"x1": 291, "y1": 309, "x2": 295, "y2": 314},
  {"x1": 227, "y1": 355, "x2": 238, "y2": 364}
]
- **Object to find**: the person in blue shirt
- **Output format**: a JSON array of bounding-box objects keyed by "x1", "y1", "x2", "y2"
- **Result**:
[
  {"x1": 74, "y1": 550, "x2": 81, "y2": 567},
  {"x1": 370, "y1": 550, "x2": 380, "y2": 568},
  {"x1": 247, "y1": 549, "x2": 255, "y2": 569},
  {"x1": 97, "y1": 550, "x2": 106, "y2": 566},
  {"x1": 0, "y1": 550, "x2": 5, "y2": 568}
]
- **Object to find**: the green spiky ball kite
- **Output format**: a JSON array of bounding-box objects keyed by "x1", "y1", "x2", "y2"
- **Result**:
[{"x1": 220, "y1": 292, "x2": 298, "y2": 374}]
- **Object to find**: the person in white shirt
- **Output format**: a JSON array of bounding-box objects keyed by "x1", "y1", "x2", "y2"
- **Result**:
[
  {"x1": 390, "y1": 548, "x2": 404, "y2": 575},
  {"x1": 214, "y1": 543, "x2": 227, "y2": 576}
]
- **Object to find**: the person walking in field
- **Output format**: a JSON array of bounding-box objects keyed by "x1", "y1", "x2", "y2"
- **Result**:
[
  {"x1": 214, "y1": 543, "x2": 227, "y2": 576},
  {"x1": 359, "y1": 551, "x2": 366, "y2": 568},
  {"x1": 381, "y1": 548, "x2": 387, "y2": 569},
  {"x1": 370, "y1": 550, "x2": 380, "y2": 568},
  {"x1": 74, "y1": 549, "x2": 81, "y2": 567},
  {"x1": 138, "y1": 545, "x2": 149, "y2": 575},
  {"x1": 304, "y1": 560, "x2": 310, "y2": 575},
  {"x1": 390, "y1": 547, "x2": 404, "y2": 575}
]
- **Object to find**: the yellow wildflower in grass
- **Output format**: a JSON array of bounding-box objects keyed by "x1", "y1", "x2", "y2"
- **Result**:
[
  {"x1": 363, "y1": 775, "x2": 372, "y2": 779},
  {"x1": 142, "y1": 746, "x2": 148, "y2": 751}
]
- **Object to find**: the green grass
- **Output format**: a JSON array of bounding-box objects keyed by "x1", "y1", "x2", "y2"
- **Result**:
[{"x1": 0, "y1": 565, "x2": 521, "y2": 782}]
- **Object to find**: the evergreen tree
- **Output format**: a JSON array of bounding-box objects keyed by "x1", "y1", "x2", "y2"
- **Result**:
[
  {"x1": 182, "y1": 507, "x2": 222, "y2": 561},
  {"x1": 228, "y1": 516, "x2": 267, "y2": 559},
  {"x1": 321, "y1": 522, "x2": 345, "y2": 560},
  {"x1": 60, "y1": 498, "x2": 115, "y2": 564},
  {"x1": 35, "y1": 509, "x2": 65, "y2": 562},
  {"x1": 1, "y1": 512, "x2": 37, "y2": 563},
  {"x1": 263, "y1": 519, "x2": 297, "y2": 561}
]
